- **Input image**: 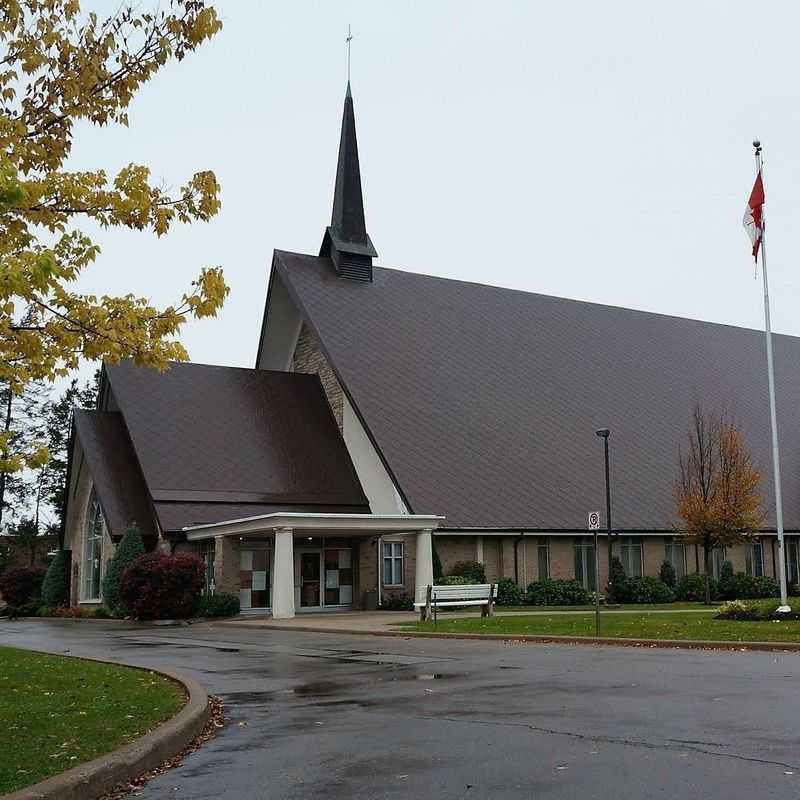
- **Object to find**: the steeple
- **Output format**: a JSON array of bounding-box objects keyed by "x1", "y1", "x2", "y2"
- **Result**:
[{"x1": 319, "y1": 81, "x2": 378, "y2": 281}]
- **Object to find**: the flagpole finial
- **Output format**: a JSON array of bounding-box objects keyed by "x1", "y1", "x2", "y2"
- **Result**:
[{"x1": 753, "y1": 139, "x2": 762, "y2": 154}]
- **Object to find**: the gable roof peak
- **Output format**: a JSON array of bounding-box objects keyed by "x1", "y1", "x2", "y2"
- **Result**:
[{"x1": 319, "y1": 81, "x2": 378, "y2": 282}]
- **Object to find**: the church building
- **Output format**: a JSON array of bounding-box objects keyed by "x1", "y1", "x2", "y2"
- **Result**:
[{"x1": 61, "y1": 82, "x2": 800, "y2": 617}]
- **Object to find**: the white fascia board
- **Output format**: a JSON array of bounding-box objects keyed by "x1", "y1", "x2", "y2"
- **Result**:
[
  {"x1": 184, "y1": 512, "x2": 446, "y2": 541},
  {"x1": 437, "y1": 530, "x2": 677, "y2": 537}
]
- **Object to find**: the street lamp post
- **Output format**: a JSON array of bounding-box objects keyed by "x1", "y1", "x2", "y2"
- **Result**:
[{"x1": 595, "y1": 428, "x2": 613, "y2": 602}]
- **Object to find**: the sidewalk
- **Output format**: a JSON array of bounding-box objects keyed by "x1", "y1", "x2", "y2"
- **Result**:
[{"x1": 218, "y1": 606, "x2": 714, "y2": 635}]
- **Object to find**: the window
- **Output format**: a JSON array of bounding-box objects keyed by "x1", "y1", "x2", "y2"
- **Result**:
[
  {"x1": 664, "y1": 538, "x2": 686, "y2": 579},
  {"x1": 620, "y1": 536, "x2": 643, "y2": 577},
  {"x1": 83, "y1": 491, "x2": 104, "y2": 600},
  {"x1": 711, "y1": 548, "x2": 725, "y2": 579},
  {"x1": 383, "y1": 541, "x2": 404, "y2": 586},
  {"x1": 745, "y1": 540, "x2": 764, "y2": 577},
  {"x1": 787, "y1": 538, "x2": 800, "y2": 586},
  {"x1": 201, "y1": 541, "x2": 215, "y2": 594},
  {"x1": 574, "y1": 537, "x2": 596, "y2": 591},
  {"x1": 537, "y1": 537, "x2": 549, "y2": 580}
]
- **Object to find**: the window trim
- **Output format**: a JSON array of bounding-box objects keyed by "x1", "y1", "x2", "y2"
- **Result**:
[
  {"x1": 664, "y1": 537, "x2": 687, "y2": 579},
  {"x1": 537, "y1": 537, "x2": 550, "y2": 580},
  {"x1": 745, "y1": 539, "x2": 764, "y2": 578},
  {"x1": 619, "y1": 536, "x2": 644, "y2": 578},
  {"x1": 82, "y1": 490, "x2": 104, "y2": 602},
  {"x1": 382, "y1": 540, "x2": 405, "y2": 587}
]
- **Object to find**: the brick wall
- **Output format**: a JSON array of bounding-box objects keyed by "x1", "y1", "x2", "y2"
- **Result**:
[
  {"x1": 213, "y1": 535, "x2": 240, "y2": 595},
  {"x1": 292, "y1": 324, "x2": 344, "y2": 430},
  {"x1": 435, "y1": 536, "x2": 478, "y2": 575}
]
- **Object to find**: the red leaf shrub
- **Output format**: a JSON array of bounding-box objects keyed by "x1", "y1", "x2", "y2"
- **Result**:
[
  {"x1": 0, "y1": 565, "x2": 47, "y2": 606},
  {"x1": 120, "y1": 552, "x2": 205, "y2": 620}
]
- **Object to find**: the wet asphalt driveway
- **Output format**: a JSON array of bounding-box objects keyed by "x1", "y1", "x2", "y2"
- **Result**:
[{"x1": 2, "y1": 620, "x2": 800, "y2": 799}]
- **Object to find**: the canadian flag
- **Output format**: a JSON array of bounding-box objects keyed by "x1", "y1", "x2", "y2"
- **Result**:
[{"x1": 743, "y1": 170, "x2": 765, "y2": 262}]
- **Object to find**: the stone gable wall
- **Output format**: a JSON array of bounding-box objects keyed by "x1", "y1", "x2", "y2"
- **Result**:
[{"x1": 292, "y1": 324, "x2": 344, "y2": 430}]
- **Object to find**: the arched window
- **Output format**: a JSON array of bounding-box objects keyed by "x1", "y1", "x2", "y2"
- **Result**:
[{"x1": 84, "y1": 490, "x2": 104, "y2": 600}]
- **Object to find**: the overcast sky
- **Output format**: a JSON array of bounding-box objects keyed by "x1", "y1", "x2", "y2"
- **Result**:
[{"x1": 69, "y1": 0, "x2": 800, "y2": 374}]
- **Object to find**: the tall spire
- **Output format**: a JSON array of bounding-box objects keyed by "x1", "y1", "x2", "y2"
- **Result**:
[{"x1": 319, "y1": 82, "x2": 378, "y2": 282}]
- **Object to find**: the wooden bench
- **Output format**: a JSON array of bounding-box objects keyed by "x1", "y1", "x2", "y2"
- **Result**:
[{"x1": 414, "y1": 583, "x2": 496, "y2": 622}]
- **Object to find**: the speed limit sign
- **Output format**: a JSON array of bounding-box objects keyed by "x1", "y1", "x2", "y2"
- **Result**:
[{"x1": 588, "y1": 511, "x2": 601, "y2": 530}]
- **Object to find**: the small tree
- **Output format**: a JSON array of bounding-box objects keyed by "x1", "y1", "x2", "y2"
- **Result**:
[
  {"x1": 608, "y1": 555, "x2": 627, "y2": 602},
  {"x1": 102, "y1": 525, "x2": 145, "y2": 613},
  {"x1": 41, "y1": 550, "x2": 70, "y2": 607},
  {"x1": 659, "y1": 560, "x2": 677, "y2": 588},
  {"x1": 432, "y1": 542, "x2": 443, "y2": 581},
  {"x1": 675, "y1": 405, "x2": 762, "y2": 604}
]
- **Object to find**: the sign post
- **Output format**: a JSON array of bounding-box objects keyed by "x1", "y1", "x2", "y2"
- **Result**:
[{"x1": 588, "y1": 512, "x2": 601, "y2": 636}]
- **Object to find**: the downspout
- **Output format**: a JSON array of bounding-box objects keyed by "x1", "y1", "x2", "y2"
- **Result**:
[{"x1": 377, "y1": 535, "x2": 382, "y2": 607}]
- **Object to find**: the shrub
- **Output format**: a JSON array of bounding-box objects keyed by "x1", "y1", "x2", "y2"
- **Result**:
[
  {"x1": 675, "y1": 573, "x2": 717, "y2": 602},
  {"x1": 718, "y1": 561, "x2": 737, "y2": 600},
  {"x1": 750, "y1": 575, "x2": 779, "y2": 599},
  {"x1": 194, "y1": 592, "x2": 240, "y2": 618},
  {"x1": 36, "y1": 605, "x2": 55, "y2": 617},
  {"x1": 659, "y1": 561, "x2": 677, "y2": 588},
  {"x1": 438, "y1": 575, "x2": 470, "y2": 586},
  {"x1": 715, "y1": 599, "x2": 797, "y2": 620},
  {"x1": 527, "y1": 578, "x2": 589, "y2": 606},
  {"x1": 450, "y1": 561, "x2": 487, "y2": 584},
  {"x1": 102, "y1": 525, "x2": 145, "y2": 612},
  {"x1": 621, "y1": 576, "x2": 675, "y2": 604},
  {"x1": 120, "y1": 552, "x2": 205, "y2": 620},
  {"x1": 0, "y1": 565, "x2": 47, "y2": 606},
  {"x1": 716, "y1": 599, "x2": 758, "y2": 620},
  {"x1": 381, "y1": 592, "x2": 414, "y2": 611},
  {"x1": 495, "y1": 577, "x2": 524, "y2": 605},
  {"x1": 432, "y1": 542, "x2": 443, "y2": 581},
  {"x1": 54, "y1": 605, "x2": 84, "y2": 619},
  {"x1": 608, "y1": 556, "x2": 627, "y2": 601},
  {"x1": 91, "y1": 606, "x2": 111, "y2": 619},
  {"x1": 41, "y1": 550, "x2": 71, "y2": 607}
]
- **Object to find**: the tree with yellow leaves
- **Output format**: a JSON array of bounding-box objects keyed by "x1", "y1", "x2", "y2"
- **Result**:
[
  {"x1": 0, "y1": 0, "x2": 228, "y2": 475},
  {"x1": 675, "y1": 404, "x2": 763, "y2": 604}
]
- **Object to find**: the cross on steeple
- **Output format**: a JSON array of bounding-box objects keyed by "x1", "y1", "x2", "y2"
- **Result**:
[{"x1": 346, "y1": 25, "x2": 352, "y2": 83}]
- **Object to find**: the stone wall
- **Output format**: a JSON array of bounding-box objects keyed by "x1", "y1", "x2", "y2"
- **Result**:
[{"x1": 292, "y1": 324, "x2": 344, "y2": 429}]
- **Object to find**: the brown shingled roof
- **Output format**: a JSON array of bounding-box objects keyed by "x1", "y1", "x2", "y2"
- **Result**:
[
  {"x1": 273, "y1": 248, "x2": 800, "y2": 532},
  {"x1": 102, "y1": 361, "x2": 369, "y2": 531},
  {"x1": 72, "y1": 411, "x2": 157, "y2": 540}
]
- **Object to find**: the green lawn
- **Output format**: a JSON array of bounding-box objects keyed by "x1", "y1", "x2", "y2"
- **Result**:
[
  {"x1": 398, "y1": 610, "x2": 800, "y2": 643},
  {"x1": 0, "y1": 647, "x2": 185, "y2": 794}
]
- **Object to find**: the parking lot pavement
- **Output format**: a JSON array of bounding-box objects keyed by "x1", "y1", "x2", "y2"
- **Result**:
[{"x1": 3, "y1": 618, "x2": 800, "y2": 799}]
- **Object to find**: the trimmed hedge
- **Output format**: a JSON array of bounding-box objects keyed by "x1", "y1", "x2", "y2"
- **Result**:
[
  {"x1": 495, "y1": 577, "x2": 524, "y2": 605},
  {"x1": 675, "y1": 573, "x2": 718, "y2": 601},
  {"x1": 450, "y1": 561, "x2": 487, "y2": 584},
  {"x1": 527, "y1": 578, "x2": 589, "y2": 606},
  {"x1": 102, "y1": 525, "x2": 145, "y2": 612},
  {"x1": 41, "y1": 551, "x2": 71, "y2": 607},
  {"x1": 194, "y1": 592, "x2": 240, "y2": 618},
  {"x1": 120, "y1": 552, "x2": 205, "y2": 620},
  {"x1": 0, "y1": 565, "x2": 47, "y2": 607},
  {"x1": 617, "y1": 576, "x2": 675, "y2": 604},
  {"x1": 437, "y1": 575, "x2": 471, "y2": 586}
]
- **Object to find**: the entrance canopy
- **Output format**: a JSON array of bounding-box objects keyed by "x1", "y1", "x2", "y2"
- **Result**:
[
  {"x1": 183, "y1": 511, "x2": 445, "y2": 540},
  {"x1": 184, "y1": 512, "x2": 445, "y2": 620}
]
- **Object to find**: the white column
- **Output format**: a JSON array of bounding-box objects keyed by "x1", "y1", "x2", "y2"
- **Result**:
[
  {"x1": 415, "y1": 529, "x2": 434, "y2": 606},
  {"x1": 271, "y1": 527, "x2": 295, "y2": 619}
]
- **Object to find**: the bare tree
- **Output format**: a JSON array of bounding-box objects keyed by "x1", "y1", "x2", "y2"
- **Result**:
[{"x1": 675, "y1": 405, "x2": 762, "y2": 603}]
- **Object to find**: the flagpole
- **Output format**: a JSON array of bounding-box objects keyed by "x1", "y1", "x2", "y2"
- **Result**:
[{"x1": 753, "y1": 140, "x2": 790, "y2": 611}]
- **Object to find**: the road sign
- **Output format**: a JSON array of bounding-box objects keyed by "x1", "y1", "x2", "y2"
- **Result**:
[{"x1": 588, "y1": 511, "x2": 601, "y2": 530}]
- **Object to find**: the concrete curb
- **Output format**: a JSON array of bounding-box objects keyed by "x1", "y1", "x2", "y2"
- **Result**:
[
  {"x1": 4, "y1": 656, "x2": 210, "y2": 800},
  {"x1": 220, "y1": 619, "x2": 800, "y2": 652}
]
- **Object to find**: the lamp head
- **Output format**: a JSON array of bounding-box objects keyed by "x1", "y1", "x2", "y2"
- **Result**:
[{"x1": 595, "y1": 428, "x2": 610, "y2": 438}]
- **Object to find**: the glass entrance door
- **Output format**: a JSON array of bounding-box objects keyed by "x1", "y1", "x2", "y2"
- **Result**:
[{"x1": 299, "y1": 551, "x2": 322, "y2": 608}]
